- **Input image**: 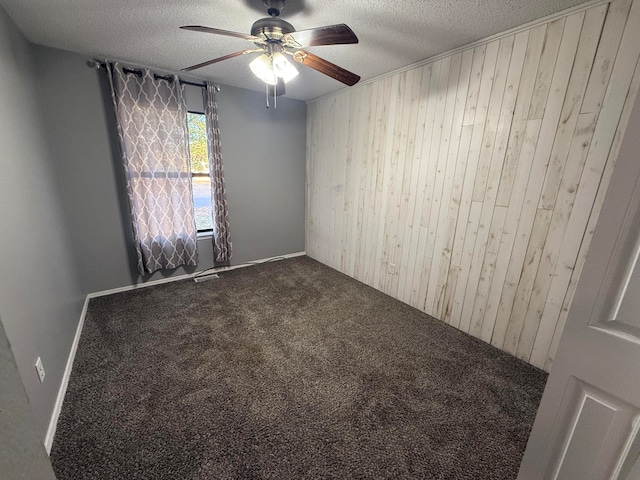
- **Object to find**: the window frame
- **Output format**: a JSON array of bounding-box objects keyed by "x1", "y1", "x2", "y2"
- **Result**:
[{"x1": 187, "y1": 110, "x2": 214, "y2": 235}]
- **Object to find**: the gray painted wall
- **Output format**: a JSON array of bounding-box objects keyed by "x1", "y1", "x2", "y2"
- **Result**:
[
  {"x1": 216, "y1": 85, "x2": 307, "y2": 264},
  {"x1": 0, "y1": 6, "x2": 85, "y2": 441},
  {"x1": 33, "y1": 46, "x2": 307, "y2": 293},
  {"x1": 0, "y1": 27, "x2": 305, "y2": 448},
  {"x1": 32, "y1": 46, "x2": 138, "y2": 293},
  {"x1": 0, "y1": 317, "x2": 56, "y2": 479}
]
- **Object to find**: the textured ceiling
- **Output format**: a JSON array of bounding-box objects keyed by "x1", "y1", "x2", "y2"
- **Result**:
[{"x1": 1, "y1": 0, "x2": 594, "y2": 101}]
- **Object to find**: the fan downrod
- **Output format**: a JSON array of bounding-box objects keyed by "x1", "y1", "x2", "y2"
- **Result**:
[{"x1": 263, "y1": 0, "x2": 285, "y2": 17}]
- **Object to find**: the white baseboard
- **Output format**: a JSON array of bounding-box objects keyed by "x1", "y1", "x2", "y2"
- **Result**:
[
  {"x1": 44, "y1": 294, "x2": 90, "y2": 454},
  {"x1": 194, "y1": 251, "x2": 306, "y2": 276},
  {"x1": 88, "y1": 271, "x2": 196, "y2": 298},
  {"x1": 89, "y1": 251, "x2": 306, "y2": 298},
  {"x1": 44, "y1": 251, "x2": 306, "y2": 452}
]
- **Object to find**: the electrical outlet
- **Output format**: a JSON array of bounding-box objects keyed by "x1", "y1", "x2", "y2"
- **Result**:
[
  {"x1": 389, "y1": 263, "x2": 398, "y2": 275},
  {"x1": 35, "y1": 357, "x2": 45, "y2": 383}
]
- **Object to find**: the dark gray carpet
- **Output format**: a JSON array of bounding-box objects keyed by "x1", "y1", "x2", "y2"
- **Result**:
[{"x1": 51, "y1": 256, "x2": 547, "y2": 479}]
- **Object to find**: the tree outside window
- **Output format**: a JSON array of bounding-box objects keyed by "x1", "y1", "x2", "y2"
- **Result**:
[{"x1": 187, "y1": 113, "x2": 213, "y2": 232}]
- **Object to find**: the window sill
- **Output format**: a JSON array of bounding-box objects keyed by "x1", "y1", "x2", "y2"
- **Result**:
[{"x1": 197, "y1": 231, "x2": 213, "y2": 239}]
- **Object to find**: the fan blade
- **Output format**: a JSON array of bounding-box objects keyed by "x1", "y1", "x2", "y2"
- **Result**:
[
  {"x1": 268, "y1": 77, "x2": 286, "y2": 97},
  {"x1": 181, "y1": 49, "x2": 259, "y2": 72},
  {"x1": 292, "y1": 51, "x2": 360, "y2": 86},
  {"x1": 180, "y1": 25, "x2": 262, "y2": 43},
  {"x1": 284, "y1": 24, "x2": 358, "y2": 47}
]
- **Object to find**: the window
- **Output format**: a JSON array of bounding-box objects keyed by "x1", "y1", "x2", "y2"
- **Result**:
[{"x1": 187, "y1": 112, "x2": 213, "y2": 233}]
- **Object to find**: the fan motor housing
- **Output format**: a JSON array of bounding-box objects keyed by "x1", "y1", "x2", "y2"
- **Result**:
[{"x1": 251, "y1": 17, "x2": 295, "y2": 41}]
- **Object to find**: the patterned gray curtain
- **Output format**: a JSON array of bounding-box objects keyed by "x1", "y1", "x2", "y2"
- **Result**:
[
  {"x1": 203, "y1": 82, "x2": 232, "y2": 262},
  {"x1": 107, "y1": 62, "x2": 198, "y2": 274}
]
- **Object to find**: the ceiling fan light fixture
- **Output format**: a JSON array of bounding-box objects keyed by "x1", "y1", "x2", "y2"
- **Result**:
[
  {"x1": 250, "y1": 54, "x2": 277, "y2": 85},
  {"x1": 250, "y1": 52, "x2": 298, "y2": 86},
  {"x1": 180, "y1": 0, "x2": 360, "y2": 94},
  {"x1": 272, "y1": 52, "x2": 299, "y2": 83}
]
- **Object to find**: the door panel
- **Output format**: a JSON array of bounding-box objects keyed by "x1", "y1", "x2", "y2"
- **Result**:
[
  {"x1": 549, "y1": 379, "x2": 640, "y2": 480},
  {"x1": 609, "y1": 245, "x2": 640, "y2": 333},
  {"x1": 518, "y1": 64, "x2": 640, "y2": 480}
]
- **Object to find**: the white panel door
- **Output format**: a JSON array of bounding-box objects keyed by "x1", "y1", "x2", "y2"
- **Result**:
[{"x1": 518, "y1": 85, "x2": 640, "y2": 478}]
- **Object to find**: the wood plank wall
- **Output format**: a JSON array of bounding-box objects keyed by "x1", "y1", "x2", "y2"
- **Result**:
[{"x1": 305, "y1": 0, "x2": 640, "y2": 371}]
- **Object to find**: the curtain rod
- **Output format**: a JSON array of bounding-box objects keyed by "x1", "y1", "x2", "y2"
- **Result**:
[{"x1": 86, "y1": 59, "x2": 220, "y2": 91}]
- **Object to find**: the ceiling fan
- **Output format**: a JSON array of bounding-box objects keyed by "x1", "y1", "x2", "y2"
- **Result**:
[{"x1": 180, "y1": 0, "x2": 360, "y2": 98}]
